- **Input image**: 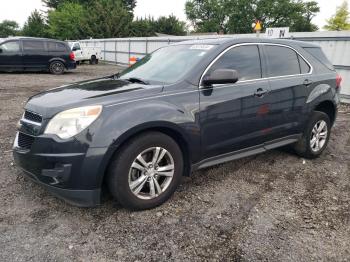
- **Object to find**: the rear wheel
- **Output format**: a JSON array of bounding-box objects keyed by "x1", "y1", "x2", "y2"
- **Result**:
[
  {"x1": 49, "y1": 61, "x2": 65, "y2": 75},
  {"x1": 107, "y1": 132, "x2": 184, "y2": 210},
  {"x1": 89, "y1": 55, "x2": 98, "y2": 65},
  {"x1": 294, "y1": 111, "x2": 331, "y2": 159}
]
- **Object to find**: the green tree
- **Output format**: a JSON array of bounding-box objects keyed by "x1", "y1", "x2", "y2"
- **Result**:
[
  {"x1": 153, "y1": 15, "x2": 187, "y2": 35},
  {"x1": 22, "y1": 10, "x2": 49, "y2": 37},
  {"x1": 185, "y1": 0, "x2": 320, "y2": 33},
  {"x1": 0, "y1": 20, "x2": 20, "y2": 37},
  {"x1": 324, "y1": 0, "x2": 350, "y2": 31},
  {"x1": 130, "y1": 17, "x2": 156, "y2": 37},
  {"x1": 82, "y1": 0, "x2": 133, "y2": 38},
  {"x1": 185, "y1": 0, "x2": 227, "y2": 33},
  {"x1": 47, "y1": 2, "x2": 87, "y2": 40}
]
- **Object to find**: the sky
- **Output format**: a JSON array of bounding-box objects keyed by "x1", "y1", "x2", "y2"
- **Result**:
[{"x1": 0, "y1": 0, "x2": 348, "y2": 30}]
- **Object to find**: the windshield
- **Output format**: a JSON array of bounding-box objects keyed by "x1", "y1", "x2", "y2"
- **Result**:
[{"x1": 119, "y1": 44, "x2": 216, "y2": 84}]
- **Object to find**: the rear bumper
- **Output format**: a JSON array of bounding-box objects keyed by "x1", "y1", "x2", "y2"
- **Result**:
[{"x1": 66, "y1": 61, "x2": 77, "y2": 70}]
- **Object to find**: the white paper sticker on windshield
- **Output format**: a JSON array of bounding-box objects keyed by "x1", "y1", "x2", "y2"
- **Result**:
[{"x1": 190, "y1": 45, "x2": 214, "y2": 50}]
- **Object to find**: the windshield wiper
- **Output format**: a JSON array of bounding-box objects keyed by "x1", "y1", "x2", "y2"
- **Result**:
[{"x1": 123, "y1": 77, "x2": 149, "y2": 85}]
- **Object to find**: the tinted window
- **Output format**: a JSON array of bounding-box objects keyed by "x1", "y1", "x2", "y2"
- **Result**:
[
  {"x1": 23, "y1": 40, "x2": 45, "y2": 51},
  {"x1": 303, "y1": 47, "x2": 334, "y2": 70},
  {"x1": 0, "y1": 41, "x2": 20, "y2": 53},
  {"x1": 208, "y1": 45, "x2": 261, "y2": 81},
  {"x1": 298, "y1": 55, "x2": 311, "y2": 74},
  {"x1": 265, "y1": 45, "x2": 300, "y2": 77},
  {"x1": 48, "y1": 42, "x2": 67, "y2": 52}
]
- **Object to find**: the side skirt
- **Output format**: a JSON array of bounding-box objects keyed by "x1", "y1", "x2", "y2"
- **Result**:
[{"x1": 192, "y1": 134, "x2": 301, "y2": 171}]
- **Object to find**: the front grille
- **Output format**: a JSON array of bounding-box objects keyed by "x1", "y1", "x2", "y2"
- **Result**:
[
  {"x1": 24, "y1": 110, "x2": 42, "y2": 123},
  {"x1": 18, "y1": 133, "x2": 35, "y2": 149}
]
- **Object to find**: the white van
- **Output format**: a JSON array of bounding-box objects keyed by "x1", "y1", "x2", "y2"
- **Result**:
[{"x1": 68, "y1": 41, "x2": 102, "y2": 65}]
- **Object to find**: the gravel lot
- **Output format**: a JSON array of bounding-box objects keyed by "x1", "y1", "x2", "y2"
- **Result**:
[{"x1": 0, "y1": 64, "x2": 349, "y2": 261}]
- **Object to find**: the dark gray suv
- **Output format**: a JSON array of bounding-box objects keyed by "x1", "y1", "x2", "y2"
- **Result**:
[{"x1": 13, "y1": 38, "x2": 341, "y2": 210}]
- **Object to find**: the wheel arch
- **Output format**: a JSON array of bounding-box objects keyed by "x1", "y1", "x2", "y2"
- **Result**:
[
  {"x1": 99, "y1": 122, "x2": 193, "y2": 189},
  {"x1": 313, "y1": 100, "x2": 337, "y2": 126}
]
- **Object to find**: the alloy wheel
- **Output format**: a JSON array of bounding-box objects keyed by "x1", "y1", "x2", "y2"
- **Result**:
[
  {"x1": 128, "y1": 147, "x2": 175, "y2": 200},
  {"x1": 310, "y1": 120, "x2": 328, "y2": 152}
]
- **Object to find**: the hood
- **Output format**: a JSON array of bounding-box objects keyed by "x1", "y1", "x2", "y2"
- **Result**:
[{"x1": 25, "y1": 76, "x2": 163, "y2": 118}]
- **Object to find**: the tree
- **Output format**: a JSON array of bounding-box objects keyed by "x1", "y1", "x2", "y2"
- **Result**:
[
  {"x1": 185, "y1": 0, "x2": 320, "y2": 34},
  {"x1": 47, "y1": 2, "x2": 87, "y2": 40},
  {"x1": 153, "y1": 15, "x2": 187, "y2": 35},
  {"x1": 185, "y1": 0, "x2": 228, "y2": 33},
  {"x1": 324, "y1": 0, "x2": 350, "y2": 31},
  {"x1": 82, "y1": 0, "x2": 133, "y2": 38},
  {"x1": 130, "y1": 17, "x2": 156, "y2": 37},
  {"x1": 0, "y1": 20, "x2": 20, "y2": 37},
  {"x1": 22, "y1": 10, "x2": 49, "y2": 37}
]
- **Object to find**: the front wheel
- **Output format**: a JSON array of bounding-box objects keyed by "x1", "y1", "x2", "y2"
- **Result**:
[
  {"x1": 107, "y1": 132, "x2": 184, "y2": 210},
  {"x1": 293, "y1": 111, "x2": 331, "y2": 159}
]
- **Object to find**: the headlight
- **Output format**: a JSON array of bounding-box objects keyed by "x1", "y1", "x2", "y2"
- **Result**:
[{"x1": 45, "y1": 105, "x2": 102, "y2": 139}]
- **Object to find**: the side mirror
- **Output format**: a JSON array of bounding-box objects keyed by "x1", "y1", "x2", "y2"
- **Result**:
[{"x1": 202, "y1": 69, "x2": 239, "y2": 86}]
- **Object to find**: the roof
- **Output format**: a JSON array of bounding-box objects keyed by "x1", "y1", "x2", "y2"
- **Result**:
[
  {"x1": 172, "y1": 37, "x2": 319, "y2": 48},
  {"x1": 0, "y1": 37, "x2": 66, "y2": 43}
]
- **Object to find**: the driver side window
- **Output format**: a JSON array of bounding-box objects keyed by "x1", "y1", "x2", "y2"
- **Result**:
[
  {"x1": 208, "y1": 45, "x2": 262, "y2": 81},
  {"x1": 0, "y1": 41, "x2": 20, "y2": 54}
]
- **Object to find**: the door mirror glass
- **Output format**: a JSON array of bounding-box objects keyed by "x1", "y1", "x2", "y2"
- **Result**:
[{"x1": 202, "y1": 69, "x2": 239, "y2": 86}]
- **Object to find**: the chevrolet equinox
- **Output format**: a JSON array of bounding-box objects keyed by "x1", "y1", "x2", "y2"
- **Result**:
[{"x1": 13, "y1": 38, "x2": 341, "y2": 210}]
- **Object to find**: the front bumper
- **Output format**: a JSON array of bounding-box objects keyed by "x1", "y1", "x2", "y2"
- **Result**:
[{"x1": 13, "y1": 132, "x2": 109, "y2": 207}]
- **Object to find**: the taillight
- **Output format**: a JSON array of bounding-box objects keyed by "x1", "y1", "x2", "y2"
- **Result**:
[
  {"x1": 336, "y1": 74, "x2": 342, "y2": 90},
  {"x1": 69, "y1": 52, "x2": 75, "y2": 61}
]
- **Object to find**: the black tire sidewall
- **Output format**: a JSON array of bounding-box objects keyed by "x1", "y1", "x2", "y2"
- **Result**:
[
  {"x1": 108, "y1": 132, "x2": 183, "y2": 210},
  {"x1": 303, "y1": 111, "x2": 331, "y2": 158},
  {"x1": 49, "y1": 61, "x2": 65, "y2": 75}
]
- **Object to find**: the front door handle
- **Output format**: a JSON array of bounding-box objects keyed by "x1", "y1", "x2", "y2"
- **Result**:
[
  {"x1": 254, "y1": 88, "x2": 268, "y2": 98},
  {"x1": 303, "y1": 79, "x2": 313, "y2": 86}
]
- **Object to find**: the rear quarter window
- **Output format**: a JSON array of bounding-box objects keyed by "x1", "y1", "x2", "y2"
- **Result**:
[{"x1": 303, "y1": 47, "x2": 334, "y2": 71}]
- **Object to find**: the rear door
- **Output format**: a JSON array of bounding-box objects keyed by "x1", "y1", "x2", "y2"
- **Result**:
[
  {"x1": 0, "y1": 40, "x2": 22, "y2": 70},
  {"x1": 22, "y1": 39, "x2": 48, "y2": 70},
  {"x1": 261, "y1": 44, "x2": 312, "y2": 141},
  {"x1": 199, "y1": 44, "x2": 272, "y2": 159}
]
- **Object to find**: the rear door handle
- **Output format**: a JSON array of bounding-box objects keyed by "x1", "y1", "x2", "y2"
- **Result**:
[
  {"x1": 303, "y1": 79, "x2": 313, "y2": 86},
  {"x1": 254, "y1": 88, "x2": 268, "y2": 98}
]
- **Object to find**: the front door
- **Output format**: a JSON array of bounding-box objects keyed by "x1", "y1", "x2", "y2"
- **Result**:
[
  {"x1": 199, "y1": 44, "x2": 272, "y2": 159},
  {"x1": 0, "y1": 40, "x2": 22, "y2": 70}
]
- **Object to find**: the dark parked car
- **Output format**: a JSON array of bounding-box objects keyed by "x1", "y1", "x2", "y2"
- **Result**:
[
  {"x1": 13, "y1": 38, "x2": 341, "y2": 210},
  {"x1": 0, "y1": 37, "x2": 76, "y2": 74}
]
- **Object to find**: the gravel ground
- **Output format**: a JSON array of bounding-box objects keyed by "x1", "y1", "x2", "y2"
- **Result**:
[{"x1": 0, "y1": 64, "x2": 349, "y2": 262}]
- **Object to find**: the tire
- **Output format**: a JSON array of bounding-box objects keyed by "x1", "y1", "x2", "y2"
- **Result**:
[
  {"x1": 107, "y1": 132, "x2": 184, "y2": 210},
  {"x1": 293, "y1": 111, "x2": 331, "y2": 159},
  {"x1": 49, "y1": 61, "x2": 65, "y2": 75},
  {"x1": 89, "y1": 55, "x2": 97, "y2": 65}
]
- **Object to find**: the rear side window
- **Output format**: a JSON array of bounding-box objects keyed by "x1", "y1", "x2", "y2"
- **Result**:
[
  {"x1": 0, "y1": 41, "x2": 20, "y2": 53},
  {"x1": 48, "y1": 42, "x2": 67, "y2": 52},
  {"x1": 23, "y1": 40, "x2": 45, "y2": 51},
  {"x1": 303, "y1": 47, "x2": 334, "y2": 71},
  {"x1": 208, "y1": 45, "x2": 262, "y2": 81},
  {"x1": 265, "y1": 45, "x2": 300, "y2": 77}
]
